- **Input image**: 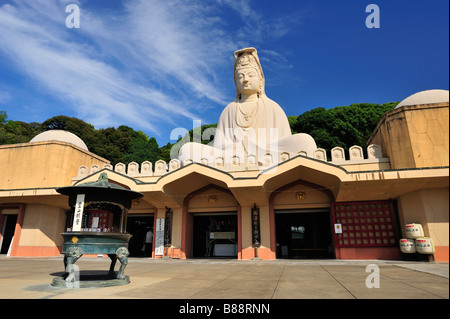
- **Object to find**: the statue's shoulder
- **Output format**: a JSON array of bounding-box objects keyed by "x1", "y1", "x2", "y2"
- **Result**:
[
  {"x1": 225, "y1": 98, "x2": 239, "y2": 108},
  {"x1": 219, "y1": 99, "x2": 238, "y2": 117},
  {"x1": 262, "y1": 96, "x2": 284, "y2": 110}
]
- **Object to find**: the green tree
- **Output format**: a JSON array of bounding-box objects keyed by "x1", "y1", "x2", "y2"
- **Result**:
[
  {"x1": 40, "y1": 116, "x2": 134, "y2": 166},
  {"x1": 0, "y1": 111, "x2": 9, "y2": 144},
  {"x1": 158, "y1": 142, "x2": 173, "y2": 163},
  {"x1": 287, "y1": 115, "x2": 298, "y2": 134},
  {"x1": 0, "y1": 111, "x2": 39, "y2": 144},
  {"x1": 41, "y1": 115, "x2": 96, "y2": 145},
  {"x1": 1, "y1": 101, "x2": 399, "y2": 165},
  {"x1": 123, "y1": 136, "x2": 161, "y2": 164},
  {"x1": 93, "y1": 127, "x2": 132, "y2": 166},
  {"x1": 0, "y1": 111, "x2": 6, "y2": 124},
  {"x1": 292, "y1": 102, "x2": 398, "y2": 157},
  {"x1": 164, "y1": 123, "x2": 218, "y2": 161}
]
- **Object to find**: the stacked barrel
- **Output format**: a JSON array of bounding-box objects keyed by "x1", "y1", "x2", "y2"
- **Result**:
[{"x1": 400, "y1": 223, "x2": 435, "y2": 256}]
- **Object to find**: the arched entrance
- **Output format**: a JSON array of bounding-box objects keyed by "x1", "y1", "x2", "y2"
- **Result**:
[
  {"x1": 193, "y1": 212, "x2": 238, "y2": 258},
  {"x1": 181, "y1": 185, "x2": 241, "y2": 259},
  {"x1": 126, "y1": 214, "x2": 154, "y2": 257},
  {"x1": 270, "y1": 180, "x2": 335, "y2": 259}
]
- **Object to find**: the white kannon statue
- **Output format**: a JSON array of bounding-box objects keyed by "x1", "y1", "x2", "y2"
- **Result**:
[{"x1": 178, "y1": 47, "x2": 317, "y2": 168}]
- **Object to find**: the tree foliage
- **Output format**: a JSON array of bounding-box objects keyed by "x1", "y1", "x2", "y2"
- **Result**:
[
  {"x1": 0, "y1": 101, "x2": 398, "y2": 166},
  {"x1": 291, "y1": 102, "x2": 398, "y2": 157},
  {"x1": 168, "y1": 123, "x2": 218, "y2": 160},
  {"x1": 0, "y1": 111, "x2": 39, "y2": 144}
]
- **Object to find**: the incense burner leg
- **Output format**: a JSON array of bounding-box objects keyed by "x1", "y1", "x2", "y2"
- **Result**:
[
  {"x1": 115, "y1": 247, "x2": 129, "y2": 280},
  {"x1": 64, "y1": 247, "x2": 83, "y2": 284},
  {"x1": 108, "y1": 254, "x2": 118, "y2": 278}
]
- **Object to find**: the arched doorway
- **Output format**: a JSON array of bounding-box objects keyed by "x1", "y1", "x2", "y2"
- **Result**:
[
  {"x1": 270, "y1": 180, "x2": 335, "y2": 259},
  {"x1": 181, "y1": 185, "x2": 241, "y2": 259},
  {"x1": 0, "y1": 214, "x2": 17, "y2": 254},
  {"x1": 193, "y1": 212, "x2": 238, "y2": 258},
  {"x1": 126, "y1": 214, "x2": 154, "y2": 257}
]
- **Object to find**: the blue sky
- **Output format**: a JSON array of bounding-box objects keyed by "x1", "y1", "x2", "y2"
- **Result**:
[{"x1": 0, "y1": 0, "x2": 448, "y2": 146}]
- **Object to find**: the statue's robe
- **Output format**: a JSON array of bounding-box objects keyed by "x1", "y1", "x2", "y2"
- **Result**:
[{"x1": 178, "y1": 95, "x2": 317, "y2": 166}]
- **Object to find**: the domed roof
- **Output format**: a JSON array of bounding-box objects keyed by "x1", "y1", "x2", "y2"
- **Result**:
[
  {"x1": 395, "y1": 89, "x2": 449, "y2": 109},
  {"x1": 30, "y1": 130, "x2": 89, "y2": 151}
]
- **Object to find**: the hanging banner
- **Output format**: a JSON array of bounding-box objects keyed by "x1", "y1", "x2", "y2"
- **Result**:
[
  {"x1": 155, "y1": 218, "x2": 165, "y2": 256},
  {"x1": 251, "y1": 204, "x2": 261, "y2": 248},
  {"x1": 72, "y1": 194, "x2": 85, "y2": 231}
]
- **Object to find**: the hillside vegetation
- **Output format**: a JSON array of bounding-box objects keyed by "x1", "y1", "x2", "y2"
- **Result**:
[{"x1": 0, "y1": 101, "x2": 397, "y2": 165}]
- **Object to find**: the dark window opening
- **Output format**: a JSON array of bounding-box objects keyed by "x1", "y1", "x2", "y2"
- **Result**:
[
  {"x1": 193, "y1": 213, "x2": 237, "y2": 258},
  {"x1": 275, "y1": 210, "x2": 333, "y2": 259}
]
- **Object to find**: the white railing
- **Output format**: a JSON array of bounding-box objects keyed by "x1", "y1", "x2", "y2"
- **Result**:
[{"x1": 76, "y1": 144, "x2": 387, "y2": 179}]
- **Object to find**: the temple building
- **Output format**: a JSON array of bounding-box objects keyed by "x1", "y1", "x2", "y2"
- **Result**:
[{"x1": 0, "y1": 48, "x2": 448, "y2": 262}]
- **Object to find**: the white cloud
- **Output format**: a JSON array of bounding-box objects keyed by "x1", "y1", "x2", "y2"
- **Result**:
[
  {"x1": 0, "y1": 0, "x2": 303, "y2": 135},
  {"x1": 217, "y1": 0, "x2": 303, "y2": 42},
  {"x1": 118, "y1": 0, "x2": 234, "y2": 104},
  {"x1": 0, "y1": 0, "x2": 229, "y2": 134}
]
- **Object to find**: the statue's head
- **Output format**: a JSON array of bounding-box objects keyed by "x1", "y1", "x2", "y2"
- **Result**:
[{"x1": 234, "y1": 47, "x2": 265, "y2": 98}]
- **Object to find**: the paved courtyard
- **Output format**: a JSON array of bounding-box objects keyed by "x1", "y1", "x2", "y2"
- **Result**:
[{"x1": 0, "y1": 256, "x2": 448, "y2": 300}]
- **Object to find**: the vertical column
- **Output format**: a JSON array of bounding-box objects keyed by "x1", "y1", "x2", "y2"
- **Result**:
[{"x1": 10, "y1": 204, "x2": 26, "y2": 256}]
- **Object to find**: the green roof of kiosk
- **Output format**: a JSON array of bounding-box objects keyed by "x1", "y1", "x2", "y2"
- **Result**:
[{"x1": 56, "y1": 172, "x2": 143, "y2": 208}]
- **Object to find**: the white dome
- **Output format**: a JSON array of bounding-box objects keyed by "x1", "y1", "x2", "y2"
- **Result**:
[
  {"x1": 395, "y1": 89, "x2": 449, "y2": 109},
  {"x1": 30, "y1": 130, "x2": 89, "y2": 151}
]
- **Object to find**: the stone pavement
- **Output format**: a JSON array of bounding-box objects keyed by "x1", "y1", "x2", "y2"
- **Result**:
[{"x1": 0, "y1": 255, "x2": 448, "y2": 300}]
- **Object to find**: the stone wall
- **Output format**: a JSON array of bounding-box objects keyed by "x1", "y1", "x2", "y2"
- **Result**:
[{"x1": 368, "y1": 103, "x2": 449, "y2": 169}]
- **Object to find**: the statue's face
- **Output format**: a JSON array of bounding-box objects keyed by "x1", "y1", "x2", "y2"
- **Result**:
[{"x1": 236, "y1": 68, "x2": 260, "y2": 95}]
